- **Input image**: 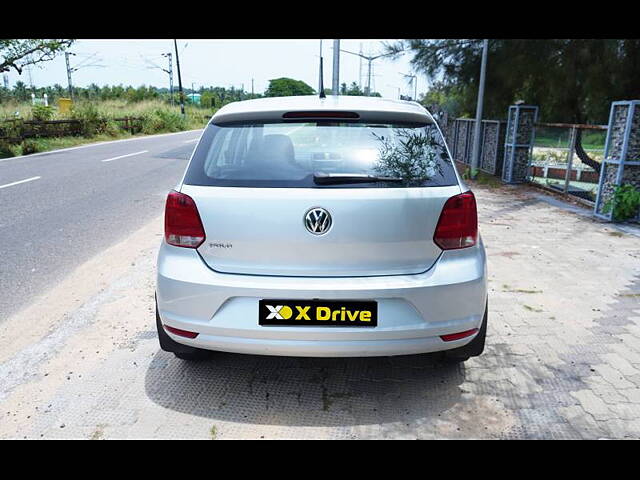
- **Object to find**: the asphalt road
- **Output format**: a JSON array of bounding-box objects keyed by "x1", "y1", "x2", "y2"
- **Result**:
[{"x1": 0, "y1": 129, "x2": 203, "y2": 320}]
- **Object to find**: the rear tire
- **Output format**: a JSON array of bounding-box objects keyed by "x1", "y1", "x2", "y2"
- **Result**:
[
  {"x1": 156, "y1": 295, "x2": 213, "y2": 361},
  {"x1": 442, "y1": 300, "x2": 488, "y2": 363}
]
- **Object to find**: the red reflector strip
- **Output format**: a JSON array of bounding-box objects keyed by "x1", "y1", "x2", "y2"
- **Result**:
[
  {"x1": 282, "y1": 111, "x2": 359, "y2": 119},
  {"x1": 163, "y1": 324, "x2": 199, "y2": 339},
  {"x1": 440, "y1": 328, "x2": 478, "y2": 342}
]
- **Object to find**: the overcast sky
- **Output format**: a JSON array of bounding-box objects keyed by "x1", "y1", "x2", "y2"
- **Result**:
[{"x1": 4, "y1": 39, "x2": 424, "y2": 100}]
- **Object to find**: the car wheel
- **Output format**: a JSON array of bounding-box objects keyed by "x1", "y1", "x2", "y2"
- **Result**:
[{"x1": 442, "y1": 299, "x2": 488, "y2": 363}]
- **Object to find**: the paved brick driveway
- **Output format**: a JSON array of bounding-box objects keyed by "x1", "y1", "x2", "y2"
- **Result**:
[{"x1": 1, "y1": 183, "x2": 639, "y2": 439}]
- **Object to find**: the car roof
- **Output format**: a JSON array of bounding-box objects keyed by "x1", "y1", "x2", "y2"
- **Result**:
[{"x1": 210, "y1": 95, "x2": 434, "y2": 124}]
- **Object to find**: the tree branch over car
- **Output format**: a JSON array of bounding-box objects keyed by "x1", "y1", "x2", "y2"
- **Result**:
[{"x1": 1, "y1": 39, "x2": 74, "y2": 74}]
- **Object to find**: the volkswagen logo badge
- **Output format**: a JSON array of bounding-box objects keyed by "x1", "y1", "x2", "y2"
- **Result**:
[{"x1": 304, "y1": 207, "x2": 332, "y2": 235}]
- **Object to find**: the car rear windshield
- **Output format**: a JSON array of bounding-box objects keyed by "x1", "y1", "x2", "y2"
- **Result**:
[{"x1": 183, "y1": 120, "x2": 458, "y2": 188}]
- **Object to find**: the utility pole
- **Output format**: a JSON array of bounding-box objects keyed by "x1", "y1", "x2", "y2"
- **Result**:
[
  {"x1": 64, "y1": 52, "x2": 104, "y2": 101},
  {"x1": 65, "y1": 52, "x2": 75, "y2": 99},
  {"x1": 161, "y1": 52, "x2": 174, "y2": 106},
  {"x1": 358, "y1": 43, "x2": 363, "y2": 90},
  {"x1": 470, "y1": 39, "x2": 489, "y2": 180},
  {"x1": 2, "y1": 72, "x2": 9, "y2": 90},
  {"x1": 26, "y1": 65, "x2": 34, "y2": 91},
  {"x1": 332, "y1": 39, "x2": 340, "y2": 95},
  {"x1": 318, "y1": 40, "x2": 324, "y2": 96},
  {"x1": 174, "y1": 39, "x2": 186, "y2": 117},
  {"x1": 251, "y1": 78, "x2": 254, "y2": 96}
]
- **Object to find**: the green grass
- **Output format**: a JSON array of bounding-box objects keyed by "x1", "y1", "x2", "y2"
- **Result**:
[
  {"x1": 0, "y1": 131, "x2": 191, "y2": 158},
  {"x1": 0, "y1": 98, "x2": 212, "y2": 123},
  {"x1": 534, "y1": 127, "x2": 606, "y2": 150},
  {"x1": 473, "y1": 171, "x2": 502, "y2": 188},
  {"x1": 0, "y1": 99, "x2": 210, "y2": 159}
]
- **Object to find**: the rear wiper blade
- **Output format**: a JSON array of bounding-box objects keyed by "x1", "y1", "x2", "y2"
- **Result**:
[{"x1": 313, "y1": 172, "x2": 404, "y2": 185}]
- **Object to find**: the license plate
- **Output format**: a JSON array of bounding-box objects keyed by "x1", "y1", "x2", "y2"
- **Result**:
[{"x1": 259, "y1": 299, "x2": 377, "y2": 327}]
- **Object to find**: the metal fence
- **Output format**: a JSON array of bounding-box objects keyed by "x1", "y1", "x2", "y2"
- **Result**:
[
  {"x1": 442, "y1": 99, "x2": 639, "y2": 222},
  {"x1": 530, "y1": 122, "x2": 607, "y2": 202}
]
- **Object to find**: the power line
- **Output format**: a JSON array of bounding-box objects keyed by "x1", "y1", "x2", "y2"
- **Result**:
[
  {"x1": 142, "y1": 52, "x2": 174, "y2": 105},
  {"x1": 340, "y1": 45, "x2": 394, "y2": 96},
  {"x1": 399, "y1": 72, "x2": 417, "y2": 101},
  {"x1": 64, "y1": 51, "x2": 106, "y2": 99}
]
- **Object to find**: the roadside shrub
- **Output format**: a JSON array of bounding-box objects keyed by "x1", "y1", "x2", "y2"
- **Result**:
[
  {"x1": 141, "y1": 108, "x2": 187, "y2": 134},
  {"x1": 20, "y1": 139, "x2": 41, "y2": 155},
  {"x1": 103, "y1": 119, "x2": 122, "y2": 137},
  {"x1": 0, "y1": 140, "x2": 18, "y2": 158},
  {"x1": 603, "y1": 184, "x2": 640, "y2": 222},
  {"x1": 71, "y1": 103, "x2": 106, "y2": 136},
  {"x1": 0, "y1": 119, "x2": 23, "y2": 144},
  {"x1": 32, "y1": 104, "x2": 55, "y2": 121}
]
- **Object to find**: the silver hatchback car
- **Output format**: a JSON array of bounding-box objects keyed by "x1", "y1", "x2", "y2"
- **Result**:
[{"x1": 156, "y1": 95, "x2": 487, "y2": 362}]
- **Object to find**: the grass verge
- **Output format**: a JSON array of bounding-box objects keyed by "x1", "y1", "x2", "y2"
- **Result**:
[
  {"x1": 0, "y1": 99, "x2": 210, "y2": 159},
  {"x1": 0, "y1": 130, "x2": 201, "y2": 158}
]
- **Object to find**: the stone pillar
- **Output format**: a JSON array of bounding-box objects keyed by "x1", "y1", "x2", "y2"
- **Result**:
[
  {"x1": 594, "y1": 100, "x2": 640, "y2": 221},
  {"x1": 502, "y1": 105, "x2": 538, "y2": 184},
  {"x1": 479, "y1": 120, "x2": 506, "y2": 177}
]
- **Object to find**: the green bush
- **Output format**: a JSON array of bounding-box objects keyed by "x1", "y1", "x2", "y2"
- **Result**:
[
  {"x1": 0, "y1": 140, "x2": 18, "y2": 157},
  {"x1": 140, "y1": 108, "x2": 187, "y2": 134},
  {"x1": 71, "y1": 103, "x2": 106, "y2": 136},
  {"x1": 603, "y1": 184, "x2": 640, "y2": 222},
  {"x1": 20, "y1": 139, "x2": 41, "y2": 155},
  {"x1": 32, "y1": 104, "x2": 55, "y2": 121},
  {"x1": 103, "y1": 119, "x2": 122, "y2": 137}
]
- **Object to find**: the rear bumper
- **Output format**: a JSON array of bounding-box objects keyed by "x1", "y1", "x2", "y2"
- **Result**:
[{"x1": 156, "y1": 238, "x2": 487, "y2": 357}]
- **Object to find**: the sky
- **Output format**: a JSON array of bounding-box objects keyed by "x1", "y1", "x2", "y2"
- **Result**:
[{"x1": 3, "y1": 39, "x2": 424, "y2": 100}]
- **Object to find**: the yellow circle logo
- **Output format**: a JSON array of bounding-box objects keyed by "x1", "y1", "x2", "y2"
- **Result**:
[{"x1": 279, "y1": 305, "x2": 293, "y2": 320}]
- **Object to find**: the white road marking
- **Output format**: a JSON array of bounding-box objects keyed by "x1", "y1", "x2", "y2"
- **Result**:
[
  {"x1": 0, "y1": 176, "x2": 41, "y2": 190},
  {"x1": 101, "y1": 150, "x2": 149, "y2": 163},
  {"x1": 183, "y1": 138, "x2": 199, "y2": 143}
]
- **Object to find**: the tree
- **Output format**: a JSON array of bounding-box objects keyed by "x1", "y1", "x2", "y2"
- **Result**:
[
  {"x1": 386, "y1": 39, "x2": 640, "y2": 124},
  {"x1": 264, "y1": 77, "x2": 315, "y2": 97},
  {"x1": 1, "y1": 39, "x2": 74, "y2": 74},
  {"x1": 339, "y1": 81, "x2": 382, "y2": 97},
  {"x1": 12, "y1": 81, "x2": 29, "y2": 102}
]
